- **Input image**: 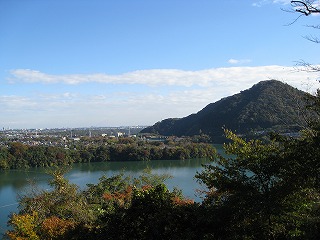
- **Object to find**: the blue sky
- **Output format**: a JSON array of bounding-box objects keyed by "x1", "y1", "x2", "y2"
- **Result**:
[{"x1": 1, "y1": 0, "x2": 320, "y2": 129}]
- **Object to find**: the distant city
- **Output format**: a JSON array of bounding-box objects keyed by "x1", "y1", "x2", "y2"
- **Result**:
[{"x1": 0, "y1": 126, "x2": 148, "y2": 147}]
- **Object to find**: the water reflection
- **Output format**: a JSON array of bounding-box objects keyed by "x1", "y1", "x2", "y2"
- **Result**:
[
  {"x1": 0, "y1": 158, "x2": 211, "y2": 235},
  {"x1": 0, "y1": 144, "x2": 224, "y2": 235},
  {"x1": 0, "y1": 169, "x2": 49, "y2": 190}
]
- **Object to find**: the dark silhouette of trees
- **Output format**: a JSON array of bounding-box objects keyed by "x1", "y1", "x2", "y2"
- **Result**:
[
  {"x1": 291, "y1": 1, "x2": 320, "y2": 16},
  {"x1": 0, "y1": 140, "x2": 216, "y2": 170},
  {"x1": 195, "y1": 88, "x2": 320, "y2": 239}
]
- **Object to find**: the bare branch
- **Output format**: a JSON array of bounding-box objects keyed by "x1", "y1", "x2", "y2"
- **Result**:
[
  {"x1": 304, "y1": 34, "x2": 320, "y2": 43},
  {"x1": 291, "y1": 1, "x2": 320, "y2": 16},
  {"x1": 305, "y1": 24, "x2": 320, "y2": 30},
  {"x1": 283, "y1": 13, "x2": 306, "y2": 26},
  {"x1": 295, "y1": 60, "x2": 320, "y2": 73}
]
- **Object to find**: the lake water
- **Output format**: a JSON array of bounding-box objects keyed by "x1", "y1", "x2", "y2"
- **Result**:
[{"x1": 0, "y1": 145, "x2": 224, "y2": 235}]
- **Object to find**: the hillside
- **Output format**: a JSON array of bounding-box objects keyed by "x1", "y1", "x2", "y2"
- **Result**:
[{"x1": 141, "y1": 80, "x2": 310, "y2": 141}]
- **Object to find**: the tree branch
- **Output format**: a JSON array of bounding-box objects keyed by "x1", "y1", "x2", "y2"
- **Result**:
[{"x1": 291, "y1": 1, "x2": 320, "y2": 16}]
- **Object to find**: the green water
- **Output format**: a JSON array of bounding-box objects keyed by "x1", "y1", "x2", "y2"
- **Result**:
[{"x1": 0, "y1": 144, "x2": 224, "y2": 235}]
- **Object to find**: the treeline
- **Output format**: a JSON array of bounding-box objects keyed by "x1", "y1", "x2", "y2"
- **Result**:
[
  {"x1": 6, "y1": 117, "x2": 320, "y2": 239},
  {"x1": 0, "y1": 141, "x2": 215, "y2": 170},
  {"x1": 6, "y1": 88, "x2": 320, "y2": 239},
  {"x1": 3, "y1": 88, "x2": 320, "y2": 239},
  {"x1": 6, "y1": 169, "x2": 205, "y2": 240}
]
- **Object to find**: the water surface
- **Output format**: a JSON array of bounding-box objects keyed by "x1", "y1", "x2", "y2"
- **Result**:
[{"x1": 0, "y1": 144, "x2": 225, "y2": 235}]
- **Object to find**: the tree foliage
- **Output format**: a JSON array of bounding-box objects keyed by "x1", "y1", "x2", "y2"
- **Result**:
[
  {"x1": 0, "y1": 139, "x2": 215, "y2": 170},
  {"x1": 6, "y1": 168, "x2": 201, "y2": 240},
  {"x1": 196, "y1": 90, "x2": 320, "y2": 239},
  {"x1": 141, "y1": 80, "x2": 310, "y2": 142},
  {"x1": 7, "y1": 211, "x2": 40, "y2": 240},
  {"x1": 5, "y1": 2, "x2": 320, "y2": 239},
  {"x1": 6, "y1": 88, "x2": 320, "y2": 239}
]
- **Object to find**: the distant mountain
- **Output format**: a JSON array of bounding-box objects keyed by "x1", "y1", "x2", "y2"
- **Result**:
[{"x1": 141, "y1": 80, "x2": 310, "y2": 142}]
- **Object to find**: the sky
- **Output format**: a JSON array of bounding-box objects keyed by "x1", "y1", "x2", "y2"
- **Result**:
[{"x1": 1, "y1": 0, "x2": 320, "y2": 129}]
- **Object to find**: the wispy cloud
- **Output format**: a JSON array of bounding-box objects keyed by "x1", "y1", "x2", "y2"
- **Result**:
[
  {"x1": 3, "y1": 66, "x2": 320, "y2": 128},
  {"x1": 0, "y1": 95, "x2": 37, "y2": 110},
  {"x1": 8, "y1": 66, "x2": 319, "y2": 88},
  {"x1": 228, "y1": 59, "x2": 252, "y2": 65},
  {"x1": 252, "y1": 0, "x2": 291, "y2": 7}
]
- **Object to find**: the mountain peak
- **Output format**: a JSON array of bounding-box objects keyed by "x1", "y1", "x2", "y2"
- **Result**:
[{"x1": 141, "y1": 80, "x2": 308, "y2": 142}]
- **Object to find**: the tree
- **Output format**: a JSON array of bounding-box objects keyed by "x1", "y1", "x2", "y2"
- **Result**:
[
  {"x1": 196, "y1": 89, "x2": 320, "y2": 239},
  {"x1": 7, "y1": 211, "x2": 40, "y2": 240},
  {"x1": 197, "y1": 131, "x2": 287, "y2": 238},
  {"x1": 97, "y1": 183, "x2": 200, "y2": 240},
  {"x1": 291, "y1": 1, "x2": 320, "y2": 16},
  {"x1": 18, "y1": 167, "x2": 95, "y2": 225},
  {"x1": 0, "y1": 147, "x2": 10, "y2": 169},
  {"x1": 40, "y1": 216, "x2": 76, "y2": 240},
  {"x1": 8, "y1": 142, "x2": 28, "y2": 168},
  {"x1": 287, "y1": 1, "x2": 320, "y2": 73}
]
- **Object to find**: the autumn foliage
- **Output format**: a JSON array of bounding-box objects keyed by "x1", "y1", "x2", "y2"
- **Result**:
[
  {"x1": 6, "y1": 88, "x2": 320, "y2": 239},
  {"x1": 41, "y1": 216, "x2": 75, "y2": 240},
  {"x1": 7, "y1": 211, "x2": 40, "y2": 240}
]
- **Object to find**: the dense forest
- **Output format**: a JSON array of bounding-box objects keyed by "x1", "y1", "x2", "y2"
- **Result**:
[{"x1": 0, "y1": 137, "x2": 215, "y2": 170}]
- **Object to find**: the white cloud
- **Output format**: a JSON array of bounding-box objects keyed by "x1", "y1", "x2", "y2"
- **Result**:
[
  {"x1": 252, "y1": 0, "x2": 268, "y2": 7},
  {"x1": 8, "y1": 66, "x2": 320, "y2": 89},
  {"x1": 253, "y1": 0, "x2": 291, "y2": 7},
  {"x1": 252, "y1": 0, "x2": 320, "y2": 17},
  {"x1": 0, "y1": 88, "x2": 228, "y2": 128},
  {"x1": 0, "y1": 95, "x2": 37, "y2": 110},
  {"x1": 228, "y1": 59, "x2": 239, "y2": 64},
  {"x1": 3, "y1": 65, "x2": 320, "y2": 128},
  {"x1": 273, "y1": 0, "x2": 291, "y2": 4},
  {"x1": 228, "y1": 59, "x2": 252, "y2": 64}
]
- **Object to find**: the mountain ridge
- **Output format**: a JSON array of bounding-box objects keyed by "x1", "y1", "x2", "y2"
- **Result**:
[{"x1": 141, "y1": 80, "x2": 309, "y2": 141}]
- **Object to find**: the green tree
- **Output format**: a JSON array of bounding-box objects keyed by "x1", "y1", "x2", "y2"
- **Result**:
[
  {"x1": 94, "y1": 145, "x2": 110, "y2": 162},
  {"x1": 0, "y1": 146, "x2": 10, "y2": 169},
  {"x1": 196, "y1": 113, "x2": 320, "y2": 239},
  {"x1": 18, "y1": 167, "x2": 95, "y2": 224},
  {"x1": 7, "y1": 211, "x2": 40, "y2": 240},
  {"x1": 97, "y1": 184, "x2": 199, "y2": 240},
  {"x1": 197, "y1": 131, "x2": 284, "y2": 238},
  {"x1": 25, "y1": 146, "x2": 48, "y2": 167},
  {"x1": 8, "y1": 142, "x2": 29, "y2": 168}
]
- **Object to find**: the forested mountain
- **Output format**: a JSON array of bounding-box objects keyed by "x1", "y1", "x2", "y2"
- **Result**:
[
  {"x1": 7, "y1": 84, "x2": 320, "y2": 240},
  {"x1": 141, "y1": 80, "x2": 310, "y2": 141}
]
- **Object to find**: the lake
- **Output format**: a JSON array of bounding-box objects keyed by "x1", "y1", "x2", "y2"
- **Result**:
[{"x1": 0, "y1": 144, "x2": 224, "y2": 235}]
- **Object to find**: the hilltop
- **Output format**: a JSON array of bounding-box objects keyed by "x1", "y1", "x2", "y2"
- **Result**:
[{"x1": 141, "y1": 80, "x2": 310, "y2": 141}]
